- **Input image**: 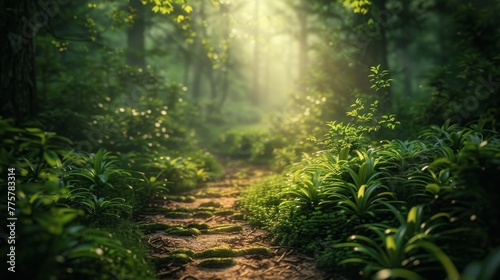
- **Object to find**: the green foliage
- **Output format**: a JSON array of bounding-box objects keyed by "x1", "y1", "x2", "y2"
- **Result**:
[
  {"x1": 68, "y1": 149, "x2": 132, "y2": 196},
  {"x1": 369, "y1": 65, "x2": 393, "y2": 92},
  {"x1": 92, "y1": 79, "x2": 197, "y2": 154},
  {"x1": 212, "y1": 128, "x2": 286, "y2": 165},
  {"x1": 79, "y1": 195, "x2": 132, "y2": 221},
  {"x1": 2, "y1": 176, "x2": 155, "y2": 280},
  {"x1": 0, "y1": 116, "x2": 214, "y2": 278},
  {"x1": 281, "y1": 171, "x2": 328, "y2": 209},
  {"x1": 335, "y1": 203, "x2": 467, "y2": 278},
  {"x1": 313, "y1": 66, "x2": 400, "y2": 152},
  {"x1": 342, "y1": 0, "x2": 371, "y2": 14},
  {"x1": 240, "y1": 118, "x2": 499, "y2": 278},
  {"x1": 418, "y1": 4, "x2": 500, "y2": 129},
  {"x1": 239, "y1": 175, "x2": 285, "y2": 227},
  {"x1": 136, "y1": 170, "x2": 169, "y2": 206}
]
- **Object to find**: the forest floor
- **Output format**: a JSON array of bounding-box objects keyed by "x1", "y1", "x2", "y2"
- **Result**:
[{"x1": 135, "y1": 159, "x2": 349, "y2": 280}]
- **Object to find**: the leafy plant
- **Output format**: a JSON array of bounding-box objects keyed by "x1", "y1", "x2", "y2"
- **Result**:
[
  {"x1": 368, "y1": 64, "x2": 393, "y2": 92},
  {"x1": 17, "y1": 127, "x2": 72, "y2": 167},
  {"x1": 327, "y1": 181, "x2": 394, "y2": 222},
  {"x1": 313, "y1": 66, "x2": 400, "y2": 152},
  {"x1": 137, "y1": 171, "x2": 169, "y2": 206},
  {"x1": 281, "y1": 171, "x2": 328, "y2": 210},
  {"x1": 69, "y1": 149, "x2": 131, "y2": 193},
  {"x1": 334, "y1": 204, "x2": 462, "y2": 279},
  {"x1": 79, "y1": 195, "x2": 132, "y2": 220}
]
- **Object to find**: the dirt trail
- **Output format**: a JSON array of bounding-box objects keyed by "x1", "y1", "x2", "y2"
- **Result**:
[{"x1": 136, "y1": 160, "x2": 344, "y2": 280}]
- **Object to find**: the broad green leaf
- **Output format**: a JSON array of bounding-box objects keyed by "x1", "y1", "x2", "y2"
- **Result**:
[
  {"x1": 357, "y1": 184, "x2": 366, "y2": 199},
  {"x1": 425, "y1": 183, "x2": 440, "y2": 194},
  {"x1": 44, "y1": 150, "x2": 61, "y2": 167},
  {"x1": 386, "y1": 235, "x2": 396, "y2": 251},
  {"x1": 407, "y1": 206, "x2": 417, "y2": 223}
]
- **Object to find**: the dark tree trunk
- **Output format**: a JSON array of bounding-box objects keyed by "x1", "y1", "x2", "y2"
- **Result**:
[
  {"x1": 126, "y1": 0, "x2": 146, "y2": 67},
  {"x1": 352, "y1": 0, "x2": 391, "y2": 112},
  {"x1": 1, "y1": 0, "x2": 37, "y2": 124}
]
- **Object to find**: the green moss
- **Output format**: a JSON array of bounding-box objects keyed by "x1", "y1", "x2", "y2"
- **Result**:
[
  {"x1": 201, "y1": 191, "x2": 222, "y2": 198},
  {"x1": 186, "y1": 222, "x2": 210, "y2": 230},
  {"x1": 194, "y1": 246, "x2": 272, "y2": 259},
  {"x1": 152, "y1": 253, "x2": 191, "y2": 266},
  {"x1": 165, "y1": 212, "x2": 192, "y2": 219},
  {"x1": 237, "y1": 247, "x2": 272, "y2": 256},
  {"x1": 169, "y1": 248, "x2": 195, "y2": 257},
  {"x1": 140, "y1": 207, "x2": 192, "y2": 214},
  {"x1": 215, "y1": 210, "x2": 235, "y2": 216},
  {"x1": 137, "y1": 223, "x2": 172, "y2": 232},
  {"x1": 195, "y1": 246, "x2": 238, "y2": 258},
  {"x1": 192, "y1": 211, "x2": 214, "y2": 218},
  {"x1": 163, "y1": 195, "x2": 197, "y2": 203},
  {"x1": 163, "y1": 195, "x2": 185, "y2": 202},
  {"x1": 220, "y1": 190, "x2": 240, "y2": 197},
  {"x1": 197, "y1": 258, "x2": 236, "y2": 268},
  {"x1": 167, "y1": 227, "x2": 201, "y2": 236},
  {"x1": 196, "y1": 207, "x2": 216, "y2": 212},
  {"x1": 231, "y1": 214, "x2": 245, "y2": 220},
  {"x1": 203, "y1": 224, "x2": 242, "y2": 234},
  {"x1": 198, "y1": 201, "x2": 223, "y2": 208}
]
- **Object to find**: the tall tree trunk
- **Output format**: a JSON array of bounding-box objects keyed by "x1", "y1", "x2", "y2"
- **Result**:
[
  {"x1": 191, "y1": 0, "x2": 207, "y2": 101},
  {"x1": 183, "y1": 53, "x2": 191, "y2": 86},
  {"x1": 352, "y1": 0, "x2": 391, "y2": 112},
  {"x1": 127, "y1": 0, "x2": 146, "y2": 67},
  {"x1": 1, "y1": 0, "x2": 37, "y2": 124},
  {"x1": 297, "y1": 1, "x2": 308, "y2": 87},
  {"x1": 191, "y1": 49, "x2": 204, "y2": 100},
  {"x1": 218, "y1": 14, "x2": 231, "y2": 109},
  {"x1": 251, "y1": 0, "x2": 260, "y2": 105},
  {"x1": 219, "y1": 66, "x2": 229, "y2": 109}
]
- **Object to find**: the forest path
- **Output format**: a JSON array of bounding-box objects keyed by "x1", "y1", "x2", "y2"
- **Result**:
[{"x1": 136, "y1": 159, "x2": 338, "y2": 280}]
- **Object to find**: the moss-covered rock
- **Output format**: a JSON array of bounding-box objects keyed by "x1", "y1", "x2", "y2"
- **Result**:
[
  {"x1": 163, "y1": 195, "x2": 197, "y2": 203},
  {"x1": 194, "y1": 246, "x2": 272, "y2": 259},
  {"x1": 186, "y1": 222, "x2": 210, "y2": 230},
  {"x1": 198, "y1": 201, "x2": 223, "y2": 208},
  {"x1": 165, "y1": 212, "x2": 192, "y2": 219},
  {"x1": 214, "y1": 210, "x2": 235, "y2": 216},
  {"x1": 203, "y1": 224, "x2": 242, "y2": 234},
  {"x1": 197, "y1": 258, "x2": 236, "y2": 268},
  {"x1": 137, "y1": 223, "x2": 172, "y2": 232},
  {"x1": 194, "y1": 246, "x2": 239, "y2": 258},
  {"x1": 192, "y1": 211, "x2": 214, "y2": 218},
  {"x1": 152, "y1": 253, "x2": 191, "y2": 266},
  {"x1": 169, "y1": 248, "x2": 195, "y2": 257},
  {"x1": 196, "y1": 207, "x2": 216, "y2": 212},
  {"x1": 167, "y1": 227, "x2": 201, "y2": 236},
  {"x1": 237, "y1": 246, "x2": 272, "y2": 256}
]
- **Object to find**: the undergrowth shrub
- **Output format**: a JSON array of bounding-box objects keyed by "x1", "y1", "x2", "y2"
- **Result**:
[
  {"x1": 0, "y1": 115, "x2": 221, "y2": 279},
  {"x1": 240, "y1": 66, "x2": 500, "y2": 278}
]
